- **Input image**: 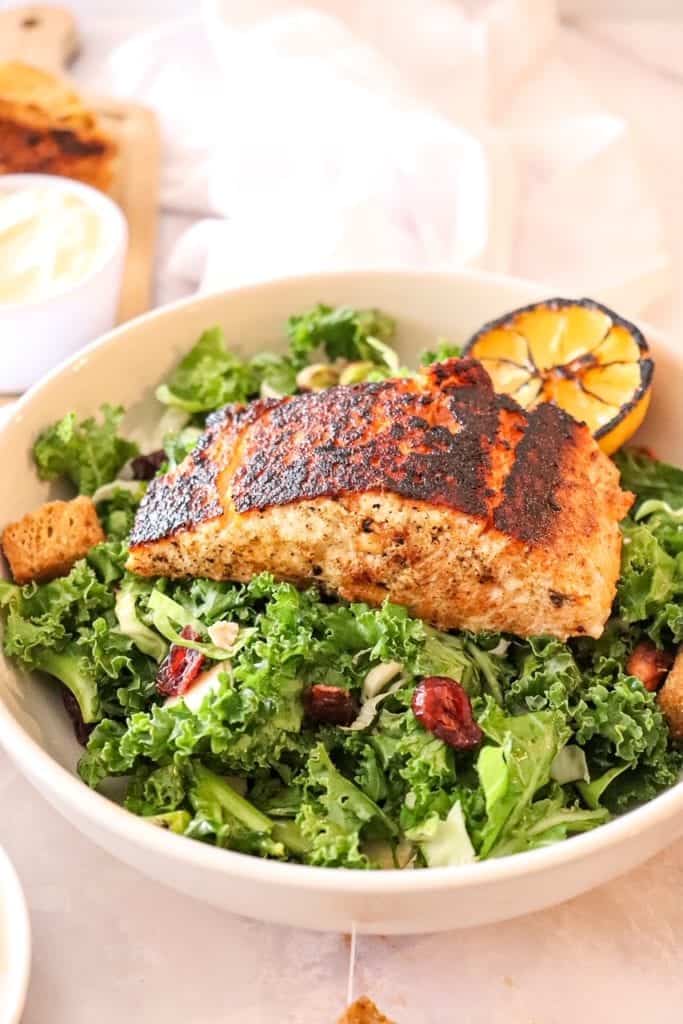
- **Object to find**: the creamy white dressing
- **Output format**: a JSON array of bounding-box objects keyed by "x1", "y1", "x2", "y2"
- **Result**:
[{"x1": 0, "y1": 186, "x2": 106, "y2": 304}]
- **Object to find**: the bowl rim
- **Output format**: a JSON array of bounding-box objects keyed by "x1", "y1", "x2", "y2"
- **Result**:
[
  {"x1": 0, "y1": 173, "x2": 127, "y2": 312},
  {"x1": 0, "y1": 843, "x2": 31, "y2": 1024},
  {"x1": 1, "y1": 266, "x2": 682, "y2": 896}
]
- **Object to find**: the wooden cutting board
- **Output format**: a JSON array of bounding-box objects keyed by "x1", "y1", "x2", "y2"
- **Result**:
[{"x1": 0, "y1": 4, "x2": 160, "y2": 328}]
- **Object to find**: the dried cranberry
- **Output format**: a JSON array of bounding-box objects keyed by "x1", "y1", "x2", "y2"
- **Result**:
[
  {"x1": 131, "y1": 449, "x2": 166, "y2": 480},
  {"x1": 304, "y1": 684, "x2": 358, "y2": 726},
  {"x1": 156, "y1": 625, "x2": 206, "y2": 697},
  {"x1": 627, "y1": 641, "x2": 674, "y2": 692},
  {"x1": 631, "y1": 445, "x2": 659, "y2": 462},
  {"x1": 412, "y1": 676, "x2": 483, "y2": 750},
  {"x1": 62, "y1": 687, "x2": 95, "y2": 747}
]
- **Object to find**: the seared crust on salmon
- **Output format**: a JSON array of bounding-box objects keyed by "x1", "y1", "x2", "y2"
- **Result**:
[{"x1": 128, "y1": 359, "x2": 633, "y2": 639}]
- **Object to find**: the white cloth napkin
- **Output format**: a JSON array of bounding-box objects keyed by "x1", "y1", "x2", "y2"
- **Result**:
[{"x1": 97, "y1": 1, "x2": 671, "y2": 316}]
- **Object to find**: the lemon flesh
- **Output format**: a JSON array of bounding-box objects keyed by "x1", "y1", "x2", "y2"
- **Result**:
[{"x1": 465, "y1": 299, "x2": 653, "y2": 455}]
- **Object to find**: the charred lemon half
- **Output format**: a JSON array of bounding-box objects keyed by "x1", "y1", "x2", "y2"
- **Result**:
[{"x1": 464, "y1": 298, "x2": 653, "y2": 455}]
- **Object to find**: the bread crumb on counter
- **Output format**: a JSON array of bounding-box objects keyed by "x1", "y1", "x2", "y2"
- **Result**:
[{"x1": 338, "y1": 996, "x2": 395, "y2": 1024}]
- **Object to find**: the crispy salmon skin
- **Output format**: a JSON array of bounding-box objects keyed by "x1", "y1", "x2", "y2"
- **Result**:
[{"x1": 127, "y1": 358, "x2": 633, "y2": 639}]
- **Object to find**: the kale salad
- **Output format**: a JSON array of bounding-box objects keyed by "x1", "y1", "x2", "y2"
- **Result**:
[{"x1": 2, "y1": 304, "x2": 682, "y2": 870}]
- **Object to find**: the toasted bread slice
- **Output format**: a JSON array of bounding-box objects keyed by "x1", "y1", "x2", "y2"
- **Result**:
[
  {"x1": 338, "y1": 997, "x2": 395, "y2": 1024},
  {"x1": 658, "y1": 646, "x2": 683, "y2": 741},
  {"x1": 0, "y1": 62, "x2": 117, "y2": 192},
  {"x1": 2, "y1": 496, "x2": 104, "y2": 584}
]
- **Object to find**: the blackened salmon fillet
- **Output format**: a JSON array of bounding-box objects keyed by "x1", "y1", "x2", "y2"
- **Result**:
[{"x1": 127, "y1": 358, "x2": 632, "y2": 639}]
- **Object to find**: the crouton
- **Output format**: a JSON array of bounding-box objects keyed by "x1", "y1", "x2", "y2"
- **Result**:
[
  {"x1": 1, "y1": 496, "x2": 105, "y2": 584},
  {"x1": 627, "y1": 641, "x2": 674, "y2": 692},
  {"x1": 657, "y1": 646, "x2": 683, "y2": 741},
  {"x1": 338, "y1": 997, "x2": 395, "y2": 1024},
  {"x1": 0, "y1": 62, "x2": 117, "y2": 192}
]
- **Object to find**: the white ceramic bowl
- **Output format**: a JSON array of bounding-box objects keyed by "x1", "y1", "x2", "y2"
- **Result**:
[
  {"x1": 0, "y1": 845, "x2": 30, "y2": 1024},
  {"x1": 0, "y1": 174, "x2": 127, "y2": 393},
  {"x1": 0, "y1": 270, "x2": 681, "y2": 935}
]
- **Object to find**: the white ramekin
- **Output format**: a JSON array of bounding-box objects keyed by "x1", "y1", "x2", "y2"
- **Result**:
[{"x1": 0, "y1": 174, "x2": 127, "y2": 393}]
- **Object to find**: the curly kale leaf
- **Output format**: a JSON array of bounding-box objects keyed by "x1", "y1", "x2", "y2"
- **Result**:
[
  {"x1": 287, "y1": 304, "x2": 396, "y2": 365},
  {"x1": 34, "y1": 404, "x2": 138, "y2": 495}
]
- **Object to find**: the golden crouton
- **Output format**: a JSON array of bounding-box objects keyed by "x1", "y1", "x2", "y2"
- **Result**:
[
  {"x1": 658, "y1": 646, "x2": 683, "y2": 741},
  {"x1": 1, "y1": 496, "x2": 105, "y2": 584},
  {"x1": 0, "y1": 62, "x2": 117, "y2": 192},
  {"x1": 338, "y1": 997, "x2": 395, "y2": 1024}
]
